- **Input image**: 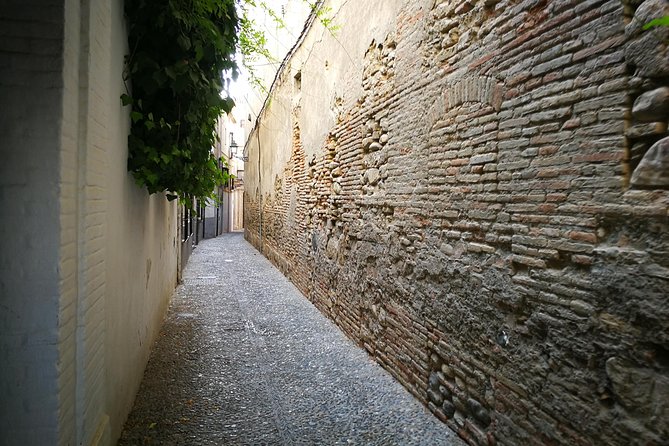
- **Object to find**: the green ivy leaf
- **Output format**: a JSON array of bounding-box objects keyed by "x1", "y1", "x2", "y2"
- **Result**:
[
  {"x1": 177, "y1": 34, "x2": 192, "y2": 50},
  {"x1": 165, "y1": 66, "x2": 176, "y2": 80},
  {"x1": 120, "y1": 94, "x2": 133, "y2": 106},
  {"x1": 131, "y1": 111, "x2": 143, "y2": 123},
  {"x1": 643, "y1": 16, "x2": 669, "y2": 30},
  {"x1": 222, "y1": 97, "x2": 235, "y2": 112},
  {"x1": 145, "y1": 171, "x2": 158, "y2": 185},
  {"x1": 152, "y1": 70, "x2": 168, "y2": 86},
  {"x1": 195, "y1": 43, "x2": 204, "y2": 62}
]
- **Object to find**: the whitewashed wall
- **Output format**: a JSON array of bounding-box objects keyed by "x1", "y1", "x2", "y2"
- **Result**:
[{"x1": 1, "y1": 1, "x2": 178, "y2": 445}]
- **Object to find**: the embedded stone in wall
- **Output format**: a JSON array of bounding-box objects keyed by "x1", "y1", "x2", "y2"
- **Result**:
[
  {"x1": 427, "y1": 349, "x2": 493, "y2": 442},
  {"x1": 365, "y1": 168, "x2": 381, "y2": 186},
  {"x1": 361, "y1": 37, "x2": 396, "y2": 96},
  {"x1": 606, "y1": 357, "x2": 655, "y2": 411},
  {"x1": 359, "y1": 116, "x2": 389, "y2": 194},
  {"x1": 606, "y1": 356, "x2": 669, "y2": 431},
  {"x1": 631, "y1": 136, "x2": 669, "y2": 187},
  {"x1": 632, "y1": 87, "x2": 669, "y2": 121},
  {"x1": 444, "y1": 76, "x2": 503, "y2": 112},
  {"x1": 624, "y1": 0, "x2": 669, "y2": 78}
]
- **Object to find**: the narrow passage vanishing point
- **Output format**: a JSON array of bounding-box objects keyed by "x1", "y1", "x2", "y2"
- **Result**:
[{"x1": 118, "y1": 233, "x2": 463, "y2": 445}]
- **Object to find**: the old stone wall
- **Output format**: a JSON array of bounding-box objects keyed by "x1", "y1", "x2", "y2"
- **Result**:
[{"x1": 245, "y1": 0, "x2": 669, "y2": 445}]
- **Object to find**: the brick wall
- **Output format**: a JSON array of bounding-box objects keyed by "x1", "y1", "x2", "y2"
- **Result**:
[{"x1": 245, "y1": 0, "x2": 669, "y2": 444}]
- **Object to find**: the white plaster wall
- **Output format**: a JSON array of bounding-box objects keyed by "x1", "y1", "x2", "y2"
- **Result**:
[
  {"x1": 58, "y1": 1, "x2": 82, "y2": 443},
  {"x1": 100, "y1": 1, "x2": 178, "y2": 440},
  {"x1": 240, "y1": 0, "x2": 312, "y2": 122},
  {"x1": 294, "y1": 0, "x2": 405, "y2": 158},
  {"x1": 0, "y1": 2, "x2": 65, "y2": 444},
  {"x1": 61, "y1": 0, "x2": 179, "y2": 443},
  {"x1": 2, "y1": 1, "x2": 178, "y2": 445},
  {"x1": 256, "y1": 86, "x2": 294, "y2": 193}
]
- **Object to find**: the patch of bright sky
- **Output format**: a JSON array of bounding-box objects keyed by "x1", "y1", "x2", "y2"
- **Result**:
[{"x1": 221, "y1": 0, "x2": 313, "y2": 122}]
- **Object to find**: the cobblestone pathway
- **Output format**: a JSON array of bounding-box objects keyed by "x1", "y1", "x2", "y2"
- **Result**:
[{"x1": 118, "y1": 233, "x2": 463, "y2": 446}]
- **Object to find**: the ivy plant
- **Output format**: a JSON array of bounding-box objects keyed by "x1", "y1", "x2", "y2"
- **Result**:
[
  {"x1": 123, "y1": 0, "x2": 238, "y2": 210},
  {"x1": 122, "y1": 0, "x2": 333, "y2": 210}
]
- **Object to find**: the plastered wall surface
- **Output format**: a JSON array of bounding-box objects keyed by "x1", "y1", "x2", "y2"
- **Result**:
[
  {"x1": 100, "y1": 1, "x2": 178, "y2": 441},
  {"x1": 1, "y1": 1, "x2": 178, "y2": 445},
  {"x1": 0, "y1": 1, "x2": 65, "y2": 444},
  {"x1": 246, "y1": 0, "x2": 669, "y2": 444}
]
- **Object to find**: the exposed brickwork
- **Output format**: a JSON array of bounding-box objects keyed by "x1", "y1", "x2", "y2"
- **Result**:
[
  {"x1": 2, "y1": 1, "x2": 179, "y2": 445},
  {"x1": 246, "y1": 1, "x2": 669, "y2": 444}
]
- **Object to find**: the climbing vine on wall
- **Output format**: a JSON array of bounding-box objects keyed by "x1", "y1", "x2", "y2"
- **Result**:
[
  {"x1": 123, "y1": 0, "x2": 238, "y2": 209},
  {"x1": 238, "y1": 0, "x2": 337, "y2": 94},
  {"x1": 122, "y1": 0, "x2": 333, "y2": 209}
]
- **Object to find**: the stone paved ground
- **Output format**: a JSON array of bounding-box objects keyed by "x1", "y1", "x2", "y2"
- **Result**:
[{"x1": 118, "y1": 233, "x2": 463, "y2": 446}]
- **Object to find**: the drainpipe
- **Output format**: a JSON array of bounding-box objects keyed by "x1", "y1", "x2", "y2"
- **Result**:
[{"x1": 257, "y1": 125, "x2": 263, "y2": 254}]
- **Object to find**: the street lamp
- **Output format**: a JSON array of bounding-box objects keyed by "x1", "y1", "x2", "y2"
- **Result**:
[
  {"x1": 228, "y1": 133, "x2": 248, "y2": 162},
  {"x1": 229, "y1": 132, "x2": 237, "y2": 158}
]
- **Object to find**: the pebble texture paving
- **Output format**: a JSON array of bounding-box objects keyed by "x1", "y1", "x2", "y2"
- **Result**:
[{"x1": 118, "y1": 233, "x2": 463, "y2": 446}]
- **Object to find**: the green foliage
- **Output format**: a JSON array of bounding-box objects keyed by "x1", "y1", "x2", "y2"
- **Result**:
[
  {"x1": 122, "y1": 0, "x2": 335, "y2": 209},
  {"x1": 643, "y1": 15, "x2": 669, "y2": 30},
  {"x1": 237, "y1": 2, "x2": 278, "y2": 94},
  {"x1": 306, "y1": 1, "x2": 340, "y2": 34},
  {"x1": 123, "y1": 0, "x2": 238, "y2": 208},
  {"x1": 237, "y1": 0, "x2": 337, "y2": 94}
]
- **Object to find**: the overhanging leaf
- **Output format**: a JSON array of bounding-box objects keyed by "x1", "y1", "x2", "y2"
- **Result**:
[
  {"x1": 131, "y1": 111, "x2": 143, "y2": 123},
  {"x1": 120, "y1": 94, "x2": 133, "y2": 106},
  {"x1": 643, "y1": 15, "x2": 669, "y2": 30}
]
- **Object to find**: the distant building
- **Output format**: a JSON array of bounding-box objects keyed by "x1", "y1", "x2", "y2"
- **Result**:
[{"x1": 200, "y1": 112, "x2": 248, "y2": 238}]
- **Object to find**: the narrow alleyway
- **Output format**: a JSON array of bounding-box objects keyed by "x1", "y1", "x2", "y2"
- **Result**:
[{"x1": 118, "y1": 233, "x2": 463, "y2": 445}]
